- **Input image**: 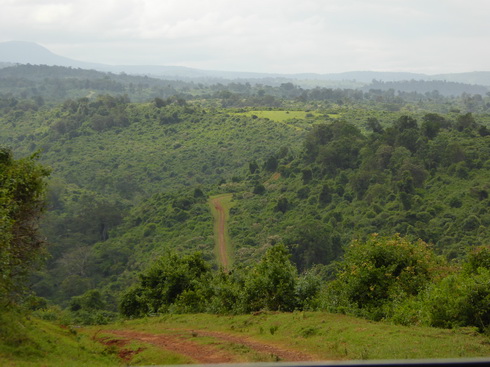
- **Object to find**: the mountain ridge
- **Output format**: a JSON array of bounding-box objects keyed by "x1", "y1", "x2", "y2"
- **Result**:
[{"x1": 1, "y1": 41, "x2": 490, "y2": 86}]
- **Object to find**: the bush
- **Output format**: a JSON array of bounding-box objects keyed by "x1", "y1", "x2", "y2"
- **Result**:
[
  {"x1": 326, "y1": 234, "x2": 442, "y2": 320},
  {"x1": 206, "y1": 270, "x2": 245, "y2": 314},
  {"x1": 421, "y1": 269, "x2": 490, "y2": 332},
  {"x1": 242, "y1": 244, "x2": 298, "y2": 312},
  {"x1": 119, "y1": 252, "x2": 211, "y2": 317},
  {"x1": 295, "y1": 270, "x2": 322, "y2": 310},
  {"x1": 464, "y1": 246, "x2": 490, "y2": 273}
]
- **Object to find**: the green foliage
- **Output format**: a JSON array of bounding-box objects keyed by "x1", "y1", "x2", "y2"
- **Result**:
[
  {"x1": 3, "y1": 66, "x2": 490, "y2": 332},
  {"x1": 70, "y1": 289, "x2": 105, "y2": 311},
  {"x1": 421, "y1": 268, "x2": 490, "y2": 332},
  {"x1": 285, "y1": 219, "x2": 340, "y2": 272},
  {"x1": 5, "y1": 64, "x2": 490, "y2": 366},
  {"x1": 295, "y1": 269, "x2": 323, "y2": 310},
  {"x1": 119, "y1": 245, "x2": 315, "y2": 316},
  {"x1": 242, "y1": 244, "x2": 298, "y2": 312},
  {"x1": 205, "y1": 269, "x2": 245, "y2": 314},
  {"x1": 0, "y1": 148, "x2": 49, "y2": 306},
  {"x1": 119, "y1": 252, "x2": 211, "y2": 317},
  {"x1": 327, "y1": 234, "x2": 442, "y2": 320},
  {"x1": 411, "y1": 245, "x2": 490, "y2": 332},
  {"x1": 464, "y1": 245, "x2": 490, "y2": 273},
  {"x1": 304, "y1": 121, "x2": 365, "y2": 172}
]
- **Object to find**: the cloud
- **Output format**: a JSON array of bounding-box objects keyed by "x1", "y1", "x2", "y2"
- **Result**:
[{"x1": 0, "y1": 0, "x2": 489, "y2": 73}]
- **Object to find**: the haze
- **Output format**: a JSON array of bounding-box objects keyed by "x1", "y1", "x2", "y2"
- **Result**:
[{"x1": 1, "y1": 0, "x2": 489, "y2": 74}]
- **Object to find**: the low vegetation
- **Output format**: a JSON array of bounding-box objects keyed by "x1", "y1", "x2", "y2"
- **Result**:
[{"x1": 86, "y1": 312, "x2": 490, "y2": 362}]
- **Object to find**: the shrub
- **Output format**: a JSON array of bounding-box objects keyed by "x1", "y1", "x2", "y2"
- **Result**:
[
  {"x1": 119, "y1": 252, "x2": 211, "y2": 317},
  {"x1": 326, "y1": 234, "x2": 442, "y2": 320},
  {"x1": 242, "y1": 244, "x2": 298, "y2": 312},
  {"x1": 421, "y1": 269, "x2": 490, "y2": 332}
]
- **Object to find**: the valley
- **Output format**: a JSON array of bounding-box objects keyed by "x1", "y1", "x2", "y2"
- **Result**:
[{"x1": 2, "y1": 63, "x2": 490, "y2": 365}]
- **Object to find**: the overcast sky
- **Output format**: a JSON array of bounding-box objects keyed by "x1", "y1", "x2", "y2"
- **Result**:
[{"x1": 1, "y1": 0, "x2": 489, "y2": 74}]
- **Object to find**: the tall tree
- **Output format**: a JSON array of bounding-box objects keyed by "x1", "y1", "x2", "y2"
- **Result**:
[{"x1": 0, "y1": 148, "x2": 49, "y2": 306}]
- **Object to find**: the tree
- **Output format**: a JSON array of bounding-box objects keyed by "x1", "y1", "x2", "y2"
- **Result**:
[
  {"x1": 366, "y1": 117, "x2": 383, "y2": 134},
  {"x1": 319, "y1": 184, "x2": 332, "y2": 205},
  {"x1": 248, "y1": 160, "x2": 259, "y2": 174},
  {"x1": 242, "y1": 244, "x2": 298, "y2": 312},
  {"x1": 456, "y1": 113, "x2": 476, "y2": 132},
  {"x1": 328, "y1": 234, "x2": 442, "y2": 320},
  {"x1": 275, "y1": 197, "x2": 289, "y2": 213},
  {"x1": 421, "y1": 113, "x2": 447, "y2": 139},
  {"x1": 253, "y1": 183, "x2": 266, "y2": 195},
  {"x1": 264, "y1": 155, "x2": 278, "y2": 172},
  {"x1": 285, "y1": 219, "x2": 338, "y2": 272},
  {"x1": 119, "y1": 252, "x2": 211, "y2": 317},
  {"x1": 0, "y1": 148, "x2": 49, "y2": 306},
  {"x1": 422, "y1": 267, "x2": 490, "y2": 332}
]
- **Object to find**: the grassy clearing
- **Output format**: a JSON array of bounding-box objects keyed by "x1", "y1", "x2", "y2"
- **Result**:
[
  {"x1": 209, "y1": 193, "x2": 234, "y2": 268},
  {"x1": 236, "y1": 110, "x2": 320, "y2": 122},
  {"x1": 235, "y1": 110, "x2": 340, "y2": 122},
  {"x1": 92, "y1": 312, "x2": 490, "y2": 362}
]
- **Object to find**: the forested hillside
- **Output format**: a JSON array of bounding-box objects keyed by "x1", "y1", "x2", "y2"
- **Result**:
[{"x1": 1, "y1": 64, "x2": 490, "y2": 332}]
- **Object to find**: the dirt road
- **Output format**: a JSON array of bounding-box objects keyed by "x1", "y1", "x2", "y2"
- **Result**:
[
  {"x1": 102, "y1": 328, "x2": 317, "y2": 364},
  {"x1": 103, "y1": 329, "x2": 238, "y2": 364},
  {"x1": 210, "y1": 195, "x2": 232, "y2": 270}
]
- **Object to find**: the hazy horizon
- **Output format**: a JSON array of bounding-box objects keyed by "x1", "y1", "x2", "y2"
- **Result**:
[{"x1": 1, "y1": 0, "x2": 489, "y2": 75}]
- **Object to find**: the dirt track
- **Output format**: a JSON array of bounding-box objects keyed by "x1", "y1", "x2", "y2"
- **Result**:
[
  {"x1": 103, "y1": 328, "x2": 317, "y2": 363},
  {"x1": 192, "y1": 329, "x2": 316, "y2": 361},
  {"x1": 211, "y1": 196, "x2": 230, "y2": 270},
  {"x1": 104, "y1": 329, "x2": 238, "y2": 364}
]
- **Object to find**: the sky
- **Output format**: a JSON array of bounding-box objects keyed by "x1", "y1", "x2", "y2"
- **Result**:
[{"x1": 1, "y1": 0, "x2": 489, "y2": 74}]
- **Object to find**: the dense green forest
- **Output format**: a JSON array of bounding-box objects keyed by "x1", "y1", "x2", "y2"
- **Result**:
[{"x1": 2, "y1": 64, "x2": 490, "y2": 335}]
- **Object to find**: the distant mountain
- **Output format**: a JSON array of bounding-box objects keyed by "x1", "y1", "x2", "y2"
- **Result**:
[
  {"x1": 1, "y1": 41, "x2": 490, "y2": 88},
  {"x1": 0, "y1": 41, "x2": 106, "y2": 70}
]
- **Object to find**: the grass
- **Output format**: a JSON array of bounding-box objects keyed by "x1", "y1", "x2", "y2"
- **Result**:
[
  {"x1": 236, "y1": 110, "x2": 319, "y2": 122},
  {"x1": 4, "y1": 311, "x2": 490, "y2": 365},
  {"x1": 234, "y1": 110, "x2": 340, "y2": 122},
  {"x1": 88, "y1": 312, "x2": 490, "y2": 362},
  {"x1": 0, "y1": 312, "x2": 120, "y2": 367},
  {"x1": 209, "y1": 193, "x2": 234, "y2": 268}
]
